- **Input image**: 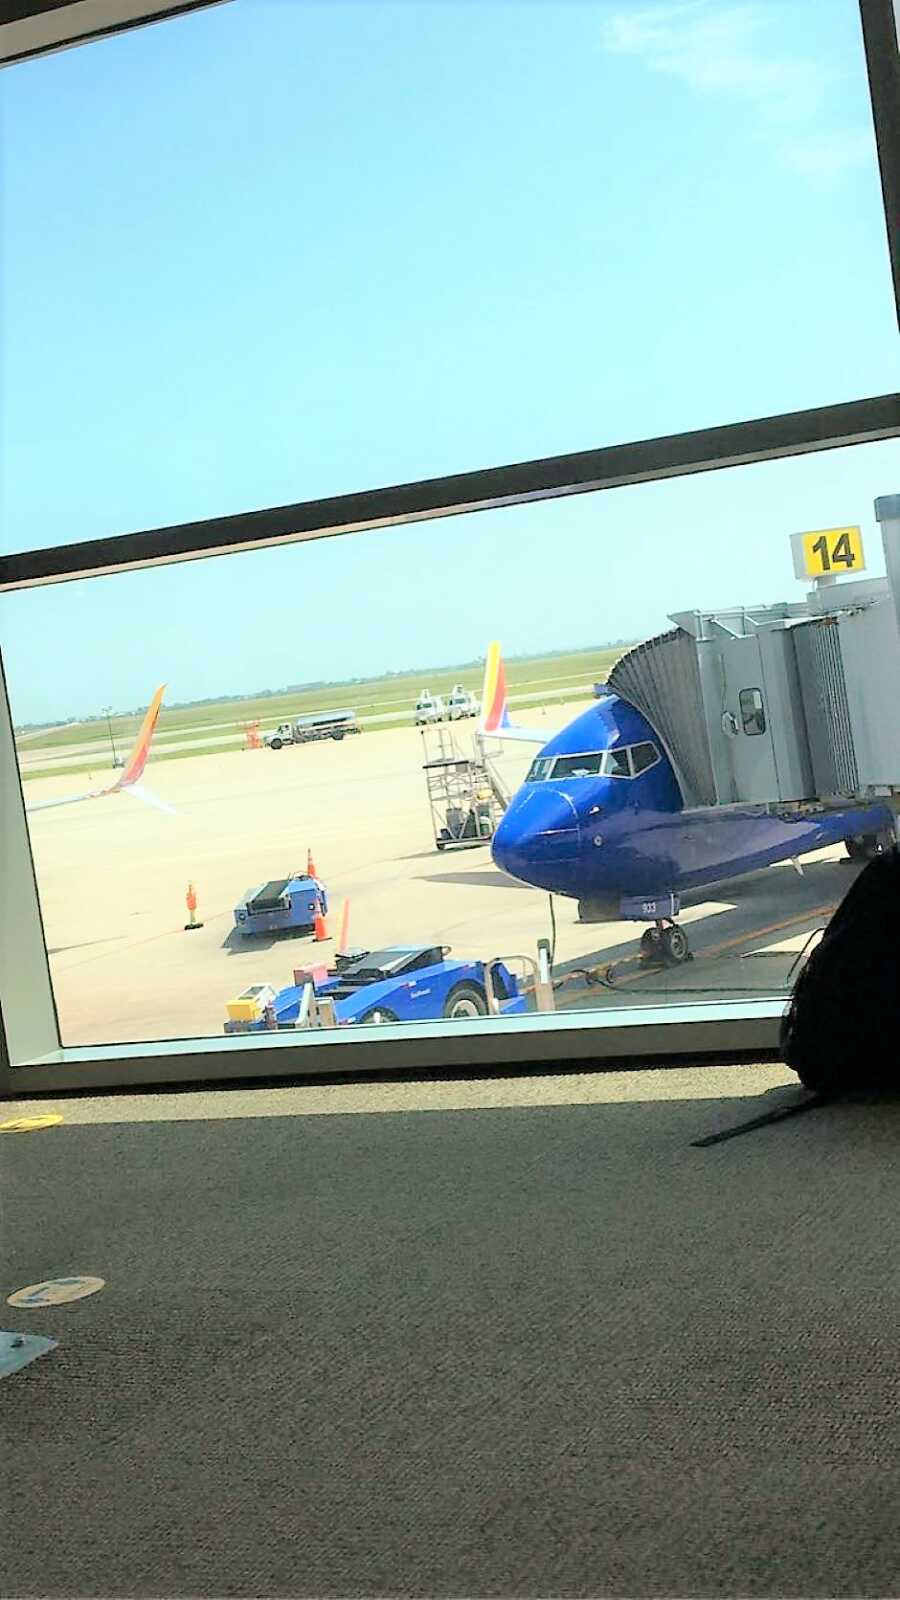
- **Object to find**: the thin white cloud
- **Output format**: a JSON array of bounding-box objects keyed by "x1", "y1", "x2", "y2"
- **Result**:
[
  {"x1": 600, "y1": 1, "x2": 872, "y2": 178},
  {"x1": 779, "y1": 131, "x2": 876, "y2": 181},
  {"x1": 601, "y1": 2, "x2": 797, "y2": 97}
]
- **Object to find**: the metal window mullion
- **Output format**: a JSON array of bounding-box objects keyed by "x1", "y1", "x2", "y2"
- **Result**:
[
  {"x1": 860, "y1": 0, "x2": 900, "y2": 332},
  {"x1": 1, "y1": 394, "x2": 897, "y2": 592},
  {"x1": 0, "y1": 648, "x2": 61, "y2": 1085}
]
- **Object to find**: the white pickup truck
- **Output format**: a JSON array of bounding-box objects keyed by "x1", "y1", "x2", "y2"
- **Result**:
[{"x1": 414, "y1": 692, "x2": 446, "y2": 726}]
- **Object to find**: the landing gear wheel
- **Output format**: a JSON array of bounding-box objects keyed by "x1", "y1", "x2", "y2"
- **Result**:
[
  {"x1": 358, "y1": 1007, "x2": 400, "y2": 1025},
  {"x1": 660, "y1": 924, "x2": 690, "y2": 964},
  {"x1": 443, "y1": 983, "x2": 488, "y2": 1020},
  {"x1": 640, "y1": 927, "x2": 662, "y2": 964}
]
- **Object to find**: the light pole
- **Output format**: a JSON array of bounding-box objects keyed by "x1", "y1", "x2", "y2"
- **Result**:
[{"x1": 103, "y1": 706, "x2": 119, "y2": 768}]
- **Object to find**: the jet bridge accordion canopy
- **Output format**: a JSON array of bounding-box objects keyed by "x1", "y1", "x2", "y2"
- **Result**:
[
  {"x1": 609, "y1": 629, "x2": 716, "y2": 807},
  {"x1": 608, "y1": 582, "x2": 900, "y2": 811}
]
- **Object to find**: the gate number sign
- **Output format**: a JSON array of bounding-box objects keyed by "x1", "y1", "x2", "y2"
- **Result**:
[{"x1": 791, "y1": 525, "x2": 865, "y2": 581}]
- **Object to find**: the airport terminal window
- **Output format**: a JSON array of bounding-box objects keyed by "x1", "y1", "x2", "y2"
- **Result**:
[
  {"x1": 740, "y1": 690, "x2": 767, "y2": 736},
  {"x1": 2, "y1": 0, "x2": 897, "y2": 560},
  {"x1": 0, "y1": 2, "x2": 898, "y2": 1089},
  {"x1": 2, "y1": 436, "x2": 900, "y2": 1083}
]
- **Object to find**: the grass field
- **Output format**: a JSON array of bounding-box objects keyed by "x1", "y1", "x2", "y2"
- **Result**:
[{"x1": 18, "y1": 644, "x2": 631, "y2": 780}]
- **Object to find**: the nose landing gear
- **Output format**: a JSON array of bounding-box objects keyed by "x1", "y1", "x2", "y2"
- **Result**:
[
  {"x1": 639, "y1": 920, "x2": 691, "y2": 966},
  {"x1": 618, "y1": 894, "x2": 691, "y2": 966}
]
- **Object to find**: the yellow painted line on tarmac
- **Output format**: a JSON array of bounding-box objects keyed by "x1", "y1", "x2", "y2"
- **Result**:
[{"x1": 607, "y1": 901, "x2": 838, "y2": 987}]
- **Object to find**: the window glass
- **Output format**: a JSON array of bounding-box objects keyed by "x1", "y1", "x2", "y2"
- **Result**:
[
  {"x1": 740, "y1": 689, "x2": 767, "y2": 735},
  {"x1": 526, "y1": 757, "x2": 555, "y2": 783},
  {"x1": 602, "y1": 749, "x2": 631, "y2": 778},
  {"x1": 2, "y1": 1, "x2": 896, "y2": 554},
  {"x1": 630, "y1": 741, "x2": 660, "y2": 775},
  {"x1": 3, "y1": 439, "x2": 897, "y2": 1054},
  {"x1": 552, "y1": 753, "x2": 605, "y2": 780}
]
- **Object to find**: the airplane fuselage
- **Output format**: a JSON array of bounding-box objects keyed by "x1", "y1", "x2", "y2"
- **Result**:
[{"x1": 490, "y1": 695, "x2": 894, "y2": 912}]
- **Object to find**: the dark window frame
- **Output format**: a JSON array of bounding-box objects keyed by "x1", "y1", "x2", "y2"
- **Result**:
[{"x1": 1, "y1": 0, "x2": 898, "y2": 1093}]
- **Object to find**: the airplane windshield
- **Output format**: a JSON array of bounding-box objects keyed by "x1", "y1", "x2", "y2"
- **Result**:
[
  {"x1": 526, "y1": 746, "x2": 641, "y2": 781},
  {"x1": 552, "y1": 752, "x2": 606, "y2": 779},
  {"x1": 526, "y1": 756, "x2": 555, "y2": 782},
  {"x1": 602, "y1": 748, "x2": 631, "y2": 778}
]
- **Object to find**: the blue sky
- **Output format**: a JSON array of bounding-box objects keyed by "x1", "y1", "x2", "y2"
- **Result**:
[{"x1": 1, "y1": 0, "x2": 897, "y2": 722}]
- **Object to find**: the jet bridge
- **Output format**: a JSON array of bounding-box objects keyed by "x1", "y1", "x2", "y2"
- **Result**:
[{"x1": 607, "y1": 494, "x2": 900, "y2": 816}]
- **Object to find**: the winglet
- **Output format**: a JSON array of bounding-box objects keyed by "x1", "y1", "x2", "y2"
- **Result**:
[
  {"x1": 108, "y1": 685, "x2": 166, "y2": 794},
  {"x1": 26, "y1": 685, "x2": 172, "y2": 815}
]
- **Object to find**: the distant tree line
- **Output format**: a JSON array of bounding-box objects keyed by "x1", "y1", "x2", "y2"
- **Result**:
[{"x1": 14, "y1": 640, "x2": 633, "y2": 732}]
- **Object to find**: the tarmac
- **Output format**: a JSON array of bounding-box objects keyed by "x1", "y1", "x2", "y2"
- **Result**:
[{"x1": 23, "y1": 700, "x2": 853, "y2": 1049}]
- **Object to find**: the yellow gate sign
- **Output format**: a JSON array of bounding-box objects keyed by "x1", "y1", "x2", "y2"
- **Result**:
[{"x1": 791, "y1": 526, "x2": 865, "y2": 580}]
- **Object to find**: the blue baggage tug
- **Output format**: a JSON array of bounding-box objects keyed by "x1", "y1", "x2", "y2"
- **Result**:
[
  {"x1": 232, "y1": 873, "x2": 328, "y2": 938},
  {"x1": 224, "y1": 945, "x2": 526, "y2": 1030}
]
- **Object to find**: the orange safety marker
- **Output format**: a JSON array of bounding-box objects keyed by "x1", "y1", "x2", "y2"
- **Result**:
[
  {"x1": 338, "y1": 898, "x2": 351, "y2": 955},
  {"x1": 313, "y1": 905, "x2": 330, "y2": 942},
  {"x1": 184, "y1": 881, "x2": 204, "y2": 932},
  {"x1": 307, "y1": 848, "x2": 318, "y2": 880}
]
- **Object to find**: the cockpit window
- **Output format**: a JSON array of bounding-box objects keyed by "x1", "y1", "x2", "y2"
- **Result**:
[
  {"x1": 525, "y1": 756, "x2": 555, "y2": 783},
  {"x1": 526, "y1": 741, "x2": 661, "y2": 782},
  {"x1": 602, "y1": 748, "x2": 630, "y2": 779},
  {"x1": 551, "y1": 752, "x2": 606, "y2": 779},
  {"x1": 629, "y1": 741, "x2": 660, "y2": 775}
]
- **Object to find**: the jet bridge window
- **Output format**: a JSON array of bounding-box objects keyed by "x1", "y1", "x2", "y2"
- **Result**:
[{"x1": 739, "y1": 688, "x2": 766, "y2": 736}]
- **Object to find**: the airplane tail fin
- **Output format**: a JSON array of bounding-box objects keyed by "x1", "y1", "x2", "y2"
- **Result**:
[
  {"x1": 478, "y1": 644, "x2": 555, "y2": 745},
  {"x1": 479, "y1": 642, "x2": 512, "y2": 736}
]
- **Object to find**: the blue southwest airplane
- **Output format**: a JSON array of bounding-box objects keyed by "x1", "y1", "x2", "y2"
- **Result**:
[{"x1": 479, "y1": 643, "x2": 894, "y2": 963}]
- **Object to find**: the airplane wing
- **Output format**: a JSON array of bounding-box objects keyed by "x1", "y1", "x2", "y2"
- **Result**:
[
  {"x1": 27, "y1": 686, "x2": 173, "y2": 814},
  {"x1": 479, "y1": 642, "x2": 550, "y2": 745}
]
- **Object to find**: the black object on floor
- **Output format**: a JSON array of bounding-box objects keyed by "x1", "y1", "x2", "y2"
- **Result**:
[{"x1": 692, "y1": 1093, "x2": 827, "y2": 1146}]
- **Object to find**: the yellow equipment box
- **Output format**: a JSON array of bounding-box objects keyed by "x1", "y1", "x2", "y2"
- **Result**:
[{"x1": 226, "y1": 984, "x2": 276, "y2": 1024}]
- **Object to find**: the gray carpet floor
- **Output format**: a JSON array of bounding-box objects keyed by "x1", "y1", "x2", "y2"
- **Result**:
[{"x1": 2, "y1": 1065, "x2": 898, "y2": 1597}]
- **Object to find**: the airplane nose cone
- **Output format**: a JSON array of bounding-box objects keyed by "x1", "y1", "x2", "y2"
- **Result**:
[{"x1": 492, "y1": 788, "x2": 582, "y2": 886}]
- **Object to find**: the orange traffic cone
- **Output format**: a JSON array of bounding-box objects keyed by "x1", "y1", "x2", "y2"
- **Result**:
[
  {"x1": 307, "y1": 848, "x2": 318, "y2": 879},
  {"x1": 314, "y1": 903, "x2": 330, "y2": 942}
]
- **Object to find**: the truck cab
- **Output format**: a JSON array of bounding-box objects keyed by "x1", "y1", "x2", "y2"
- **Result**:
[
  {"x1": 265, "y1": 722, "x2": 295, "y2": 749},
  {"x1": 447, "y1": 684, "x2": 478, "y2": 720},
  {"x1": 415, "y1": 692, "x2": 445, "y2": 725}
]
